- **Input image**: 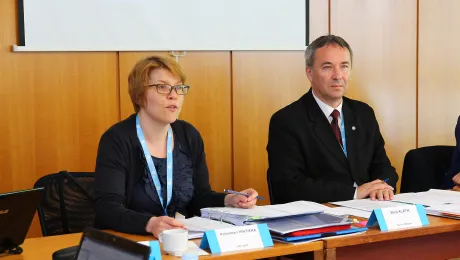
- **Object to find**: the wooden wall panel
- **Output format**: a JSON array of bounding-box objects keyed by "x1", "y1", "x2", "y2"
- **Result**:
[
  {"x1": 418, "y1": 0, "x2": 460, "y2": 147},
  {"x1": 119, "y1": 52, "x2": 232, "y2": 193},
  {"x1": 309, "y1": 0, "x2": 330, "y2": 43},
  {"x1": 232, "y1": 0, "x2": 329, "y2": 204},
  {"x1": 330, "y1": 0, "x2": 417, "y2": 191},
  {"x1": 0, "y1": 0, "x2": 119, "y2": 237},
  {"x1": 232, "y1": 52, "x2": 307, "y2": 204}
]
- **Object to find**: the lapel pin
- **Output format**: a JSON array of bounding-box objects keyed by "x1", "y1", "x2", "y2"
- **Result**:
[{"x1": 352, "y1": 126, "x2": 356, "y2": 130}]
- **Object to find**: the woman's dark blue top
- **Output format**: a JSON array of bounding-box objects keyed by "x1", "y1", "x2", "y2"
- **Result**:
[{"x1": 131, "y1": 136, "x2": 195, "y2": 217}]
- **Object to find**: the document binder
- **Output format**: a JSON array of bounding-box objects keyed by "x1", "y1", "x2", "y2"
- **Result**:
[
  {"x1": 200, "y1": 201, "x2": 328, "y2": 226},
  {"x1": 250, "y1": 213, "x2": 353, "y2": 235}
]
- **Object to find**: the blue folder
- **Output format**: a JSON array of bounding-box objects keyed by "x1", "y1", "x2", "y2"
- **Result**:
[{"x1": 272, "y1": 226, "x2": 368, "y2": 242}]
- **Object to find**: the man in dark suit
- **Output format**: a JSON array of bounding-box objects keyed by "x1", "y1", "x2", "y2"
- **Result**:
[
  {"x1": 445, "y1": 116, "x2": 460, "y2": 191},
  {"x1": 267, "y1": 35, "x2": 398, "y2": 204}
]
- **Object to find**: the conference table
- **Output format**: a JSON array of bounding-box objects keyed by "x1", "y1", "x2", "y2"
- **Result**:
[
  {"x1": 5, "y1": 215, "x2": 460, "y2": 259},
  {"x1": 323, "y1": 215, "x2": 460, "y2": 260}
]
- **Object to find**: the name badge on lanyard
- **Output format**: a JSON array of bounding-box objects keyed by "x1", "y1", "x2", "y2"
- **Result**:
[{"x1": 136, "y1": 115, "x2": 173, "y2": 216}]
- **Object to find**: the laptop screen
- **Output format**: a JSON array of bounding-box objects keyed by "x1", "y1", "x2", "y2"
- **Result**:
[
  {"x1": 75, "y1": 228, "x2": 150, "y2": 260},
  {"x1": 0, "y1": 188, "x2": 43, "y2": 253},
  {"x1": 77, "y1": 236, "x2": 145, "y2": 260}
]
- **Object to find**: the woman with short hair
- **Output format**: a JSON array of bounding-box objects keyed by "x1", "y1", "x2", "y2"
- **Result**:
[{"x1": 94, "y1": 56, "x2": 259, "y2": 237}]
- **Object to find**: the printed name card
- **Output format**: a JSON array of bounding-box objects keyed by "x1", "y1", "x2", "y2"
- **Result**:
[
  {"x1": 138, "y1": 241, "x2": 162, "y2": 260},
  {"x1": 200, "y1": 224, "x2": 273, "y2": 253},
  {"x1": 367, "y1": 204, "x2": 429, "y2": 231}
]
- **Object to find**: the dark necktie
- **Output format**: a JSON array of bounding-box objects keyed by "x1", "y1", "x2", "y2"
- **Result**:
[{"x1": 330, "y1": 109, "x2": 343, "y2": 147}]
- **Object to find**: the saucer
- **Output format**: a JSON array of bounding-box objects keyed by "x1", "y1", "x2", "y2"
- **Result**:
[{"x1": 164, "y1": 250, "x2": 185, "y2": 257}]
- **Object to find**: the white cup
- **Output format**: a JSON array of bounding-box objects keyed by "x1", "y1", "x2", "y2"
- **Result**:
[{"x1": 159, "y1": 229, "x2": 188, "y2": 256}]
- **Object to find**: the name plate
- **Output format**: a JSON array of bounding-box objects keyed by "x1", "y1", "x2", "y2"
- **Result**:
[
  {"x1": 199, "y1": 224, "x2": 273, "y2": 253},
  {"x1": 367, "y1": 204, "x2": 429, "y2": 231},
  {"x1": 138, "y1": 241, "x2": 162, "y2": 260}
]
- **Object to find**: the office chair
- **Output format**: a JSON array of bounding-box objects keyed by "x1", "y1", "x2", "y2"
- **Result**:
[
  {"x1": 33, "y1": 170, "x2": 95, "y2": 236},
  {"x1": 400, "y1": 146, "x2": 455, "y2": 193}
]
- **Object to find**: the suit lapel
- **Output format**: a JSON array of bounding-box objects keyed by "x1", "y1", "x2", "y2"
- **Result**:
[
  {"x1": 303, "y1": 91, "x2": 348, "y2": 167},
  {"x1": 342, "y1": 100, "x2": 358, "y2": 178}
]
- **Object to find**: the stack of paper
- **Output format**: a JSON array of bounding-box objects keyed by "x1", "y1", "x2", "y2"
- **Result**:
[
  {"x1": 393, "y1": 189, "x2": 460, "y2": 207},
  {"x1": 200, "y1": 201, "x2": 368, "y2": 243},
  {"x1": 331, "y1": 189, "x2": 460, "y2": 220},
  {"x1": 425, "y1": 204, "x2": 460, "y2": 219},
  {"x1": 250, "y1": 214, "x2": 367, "y2": 243},
  {"x1": 251, "y1": 212, "x2": 351, "y2": 234},
  {"x1": 391, "y1": 189, "x2": 460, "y2": 219}
]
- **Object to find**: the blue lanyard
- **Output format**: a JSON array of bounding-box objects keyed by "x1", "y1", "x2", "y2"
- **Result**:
[
  {"x1": 136, "y1": 115, "x2": 173, "y2": 216},
  {"x1": 339, "y1": 114, "x2": 347, "y2": 157}
]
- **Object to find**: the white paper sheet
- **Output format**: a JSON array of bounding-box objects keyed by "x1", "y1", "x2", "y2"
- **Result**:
[
  {"x1": 330, "y1": 199, "x2": 406, "y2": 212},
  {"x1": 180, "y1": 217, "x2": 234, "y2": 232},
  {"x1": 202, "y1": 201, "x2": 329, "y2": 218},
  {"x1": 426, "y1": 204, "x2": 460, "y2": 217},
  {"x1": 324, "y1": 207, "x2": 372, "y2": 219},
  {"x1": 393, "y1": 189, "x2": 460, "y2": 207}
]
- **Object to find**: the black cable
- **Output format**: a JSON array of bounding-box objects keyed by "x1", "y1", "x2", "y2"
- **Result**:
[
  {"x1": 8, "y1": 245, "x2": 23, "y2": 255},
  {"x1": 0, "y1": 245, "x2": 23, "y2": 256}
]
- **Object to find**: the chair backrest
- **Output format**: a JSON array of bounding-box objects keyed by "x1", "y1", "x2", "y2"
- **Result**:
[
  {"x1": 401, "y1": 146, "x2": 454, "y2": 193},
  {"x1": 33, "y1": 170, "x2": 95, "y2": 236}
]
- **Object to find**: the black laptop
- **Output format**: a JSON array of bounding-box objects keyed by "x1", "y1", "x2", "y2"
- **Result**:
[
  {"x1": 74, "y1": 227, "x2": 151, "y2": 260},
  {"x1": 0, "y1": 187, "x2": 43, "y2": 254}
]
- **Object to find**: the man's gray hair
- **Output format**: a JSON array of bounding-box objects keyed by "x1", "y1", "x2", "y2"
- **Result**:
[{"x1": 304, "y1": 35, "x2": 353, "y2": 67}]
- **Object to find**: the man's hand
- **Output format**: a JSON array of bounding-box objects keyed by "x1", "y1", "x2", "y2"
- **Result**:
[
  {"x1": 356, "y1": 179, "x2": 394, "y2": 200},
  {"x1": 452, "y1": 172, "x2": 460, "y2": 185},
  {"x1": 453, "y1": 185, "x2": 460, "y2": 192},
  {"x1": 369, "y1": 188, "x2": 394, "y2": 201}
]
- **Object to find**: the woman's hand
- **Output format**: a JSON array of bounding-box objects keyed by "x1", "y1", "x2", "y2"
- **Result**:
[
  {"x1": 145, "y1": 216, "x2": 184, "y2": 238},
  {"x1": 224, "y1": 188, "x2": 258, "y2": 208}
]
